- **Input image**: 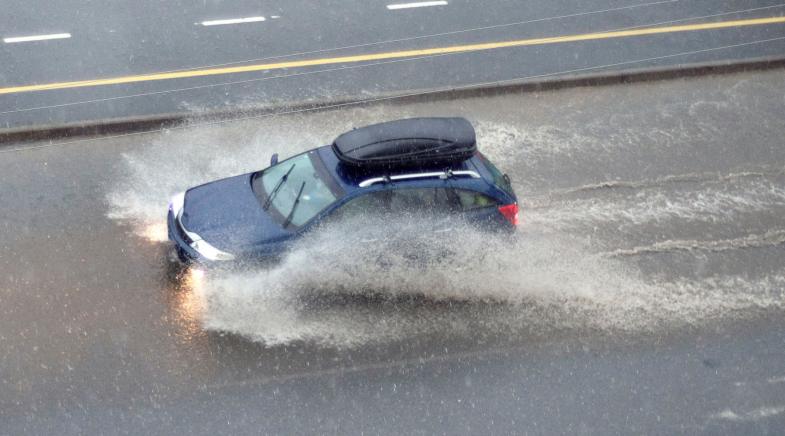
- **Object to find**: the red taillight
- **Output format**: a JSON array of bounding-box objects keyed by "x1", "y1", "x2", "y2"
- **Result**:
[{"x1": 498, "y1": 203, "x2": 519, "y2": 226}]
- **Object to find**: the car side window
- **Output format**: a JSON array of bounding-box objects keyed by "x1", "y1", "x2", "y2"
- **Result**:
[
  {"x1": 329, "y1": 187, "x2": 460, "y2": 223},
  {"x1": 388, "y1": 188, "x2": 456, "y2": 213},
  {"x1": 452, "y1": 189, "x2": 498, "y2": 211},
  {"x1": 328, "y1": 190, "x2": 391, "y2": 222}
]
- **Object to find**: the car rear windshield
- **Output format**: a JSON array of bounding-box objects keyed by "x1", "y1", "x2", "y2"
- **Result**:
[
  {"x1": 251, "y1": 151, "x2": 343, "y2": 228},
  {"x1": 477, "y1": 152, "x2": 514, "y2": 196}
]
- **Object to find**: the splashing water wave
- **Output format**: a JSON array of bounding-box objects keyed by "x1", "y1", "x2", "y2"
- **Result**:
[{"x1": 189, "y1": 218, "x2": 785, "y2": 347}]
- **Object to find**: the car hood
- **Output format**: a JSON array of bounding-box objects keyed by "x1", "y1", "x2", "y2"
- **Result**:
[{"x1": 181, "y1": 173, "x2": 291, "y2": 251}]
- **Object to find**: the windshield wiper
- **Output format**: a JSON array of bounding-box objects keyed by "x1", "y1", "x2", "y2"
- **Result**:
[
  {"x1": 283, "y1": 181, "x2": 306, "y2": 228},
  {"x1": 263, "y1": 164, "x2": 296, "y2": 210}
]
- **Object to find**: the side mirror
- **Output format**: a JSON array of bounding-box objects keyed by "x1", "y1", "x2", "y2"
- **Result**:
[{"x1": 270, "y1": 153, "x2": 279, "y2": 166}]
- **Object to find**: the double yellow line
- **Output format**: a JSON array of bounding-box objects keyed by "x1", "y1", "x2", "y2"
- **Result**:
[{"x1": 2, "y1": 15, "x2": 784, "y2": 95}]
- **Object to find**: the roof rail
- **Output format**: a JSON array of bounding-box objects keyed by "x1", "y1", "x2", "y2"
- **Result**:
[{"x1": 358, "y1": 170, "x2": 480, "y2": 188}]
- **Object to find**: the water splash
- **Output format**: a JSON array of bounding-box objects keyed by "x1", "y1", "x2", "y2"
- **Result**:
[
  {"x1": 105, "y1": 107, "x2": 785, "y2": 347},
  {"x1": 526, "y1": 176, "x2": 785, "y2": 232},
  {"x1": 190, "y1": 219, "x2": 785, "y2": 347}
]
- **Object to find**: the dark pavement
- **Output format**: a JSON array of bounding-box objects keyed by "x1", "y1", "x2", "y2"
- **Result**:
[
  {"x1": 2, "y1": 0, "x2": 785, "y2": 130},
  {"x1": 1, "y1": 68, "x2": 785, "y2": 434}
]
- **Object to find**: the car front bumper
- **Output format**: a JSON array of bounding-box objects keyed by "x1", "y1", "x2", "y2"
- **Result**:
[{"x1": 167, "y1": 208, "x2": 201, "y2": 264}]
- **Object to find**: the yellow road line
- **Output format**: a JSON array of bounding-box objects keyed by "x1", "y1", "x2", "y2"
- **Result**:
[{"x1": 2, "y1": 15, "x2": 784, "y2": 95}]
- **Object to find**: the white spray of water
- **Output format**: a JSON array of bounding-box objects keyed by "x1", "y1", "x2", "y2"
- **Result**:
[
  {"x1": 526, "y1": 177, "x2": 785, "y2": 232},
  {"x1": 193, "y1": 221, "x2": 785, "y2": 347},
  {"x1": 606, "y1": 229, "x2": 785, "y2": 257}
]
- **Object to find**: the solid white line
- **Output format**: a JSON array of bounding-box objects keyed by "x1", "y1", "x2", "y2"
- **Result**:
[
  {"x1": 200, "y1": 16, "x2": 265, "y2": 26},
  {"x1": 3, "y1": 33, "x2": 71, "y2": 43},
  {"x1": 387, "y1": 1, "x2": 448, "y2": 10}
]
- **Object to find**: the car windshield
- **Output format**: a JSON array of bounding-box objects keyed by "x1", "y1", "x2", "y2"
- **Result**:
[{"x1": 252, "y1": 151, "x2": 340, "y2": 228}]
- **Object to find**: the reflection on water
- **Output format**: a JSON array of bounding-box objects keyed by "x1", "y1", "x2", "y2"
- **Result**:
[
  {"x1": 166, "y1": 266, "x2": 208, "y2": 344},
  {"x1": 156, "y1": 261, "x2": 226, "y2": 381},
  {"x1": 181, "y1": 268, "x2": 206, "y2": 318}
]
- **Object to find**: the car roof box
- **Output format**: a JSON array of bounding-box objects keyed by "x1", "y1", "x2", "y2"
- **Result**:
[{"x1": 332, "y1": 117, "x2": 477, "y2": 168}]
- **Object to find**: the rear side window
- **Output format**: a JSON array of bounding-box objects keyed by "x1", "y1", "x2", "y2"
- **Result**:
[
  {"x1": 477, "y1": 152, "x2": 513, "y2": 195},
  {"x1": 388, "y1": 188, "x2": 454, "y2": 212},
  {"x1": 331, "y1": 187, "x2": 457, "y2": 221},
  {"x1": 452, "y1": 189, "x2": 498, "y2": 210}
]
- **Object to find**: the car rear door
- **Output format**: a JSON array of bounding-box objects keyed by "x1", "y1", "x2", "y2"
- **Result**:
[
  {"x1": 386, "y1": 186, "x2": 461, "y2": 233},
  {"x1": 446, "y1": 187, "x2": 504, "y2": 230}
]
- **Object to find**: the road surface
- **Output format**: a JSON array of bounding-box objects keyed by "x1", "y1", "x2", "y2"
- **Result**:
[
  {"x1": 2, "y1": 0, "x2": 785, "y2": 130},
  {"x1": 1, "y1": 67, "x2": 785, "y2": 433}
]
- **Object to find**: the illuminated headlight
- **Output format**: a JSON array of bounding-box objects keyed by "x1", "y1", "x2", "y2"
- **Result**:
[
  {"x1": 170, "y1": 191, "x2": 186, "y2": 214},
  {"x1": 190, "y1": 239, "x2": 236, "y2": 261}
]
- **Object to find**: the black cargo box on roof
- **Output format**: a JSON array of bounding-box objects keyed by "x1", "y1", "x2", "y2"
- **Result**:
[{"x1": 332, "y1": 117, "x2": 477, "y2": 168}]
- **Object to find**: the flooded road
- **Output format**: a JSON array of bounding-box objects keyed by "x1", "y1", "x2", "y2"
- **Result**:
[{"x1": 2, "y1": 69, "x2": 785, "y2": 433}]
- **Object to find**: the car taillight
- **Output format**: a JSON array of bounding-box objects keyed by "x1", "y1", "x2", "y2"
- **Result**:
[{"x1": 498, "y1": 203, "x2": 519, "y2": 226}]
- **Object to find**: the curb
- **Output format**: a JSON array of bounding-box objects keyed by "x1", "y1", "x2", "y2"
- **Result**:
[{"x1": 2, "y1": 55, "x2": 784, "y2": 145}]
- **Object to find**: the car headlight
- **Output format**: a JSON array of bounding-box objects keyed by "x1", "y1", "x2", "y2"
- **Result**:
[
  {"x1": 190, "y1": 239, "x2": 236, "y2": 261},
  {"x1": 170, "y1": 191, "x2": 186, "y2": 214}
]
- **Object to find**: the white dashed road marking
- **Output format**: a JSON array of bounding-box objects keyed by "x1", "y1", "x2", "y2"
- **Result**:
[
  {"x1": 200, "y1": 16, "x2": 266, "y2": 26},
  {"x1": 387, "y1": 1, "x2": 448, "y2": 10},
  {"x1": 3, "y1": 33, "x2": 72, "y2": 44}
]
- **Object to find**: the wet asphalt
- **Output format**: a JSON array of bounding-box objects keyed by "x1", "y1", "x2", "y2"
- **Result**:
[
  {"x1": 2, "y1": 0, "x2": 785, "y2": 129},
  {"x1": 1, "y1": 69, "x2": 785, "y2": 434}
]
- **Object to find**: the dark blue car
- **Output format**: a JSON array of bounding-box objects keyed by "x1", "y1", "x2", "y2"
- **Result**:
[{"x1": 167, "y1": 118, "x2": 518, "y2": 266}]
